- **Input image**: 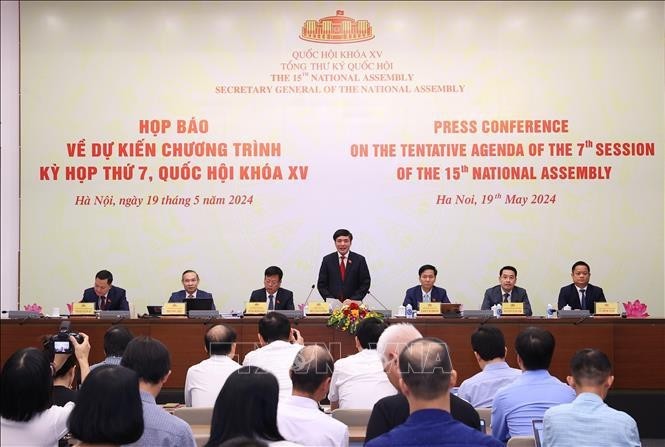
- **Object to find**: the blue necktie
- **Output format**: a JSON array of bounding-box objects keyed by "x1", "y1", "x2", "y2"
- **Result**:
[{"x1": 268, "y1": 294, "x2": 274, "y2": 310}]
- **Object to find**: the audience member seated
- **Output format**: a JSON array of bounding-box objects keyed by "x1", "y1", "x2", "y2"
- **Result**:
[
  {"x1": 366, "y1": 338, "x2": 503, "y2": 447},
  {"x1": 206, "y1": 366, "x2": 299, "y2": 447},
  {"x1": 458, "y1": 325, "x2": 521, "y2": 407},
  {"x1": 186, "y1": 324, "x2": 241, "y2": 407},
  {"x1": 121, "y1": 336, "x2": 196, "y2": 447},
  {"x1": 491, "y1": 326, "x2": 575, "y2": 442},
  {"x1": 543, "y1": 348, "x2": 640, "y2": 446},
  {"x1": 89, "y1": 325, "x2": 134, "y2": 370},
  {"x1": 365, "y1": 324, "x2": 480, "y2": 443},
  {"x1": 51, "y1": 354, "x2": 79, "y2": 407},
  {"x1": 1, "y1": 333, "x2": 90, "y2": 447},
  {"x1": 328, "y1": 317, "x2": 396, "y2": 410},
  {"x1": 68, "y1": 365, "x2": 143, "y2": 446},
  {"x1": 278, "y1": 345, "x2": 349, "y2": 446},
  {"x1": 242, "y1": 312, "x2": 304, "y2": 399}
]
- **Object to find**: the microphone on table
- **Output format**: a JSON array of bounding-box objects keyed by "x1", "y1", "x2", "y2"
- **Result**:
[
  {"x1": 302, "y1": 284, "x2": 316, "y2": 307},
  {"x1": 366, "y1": 290, "x2": 390, "y2": 311}
]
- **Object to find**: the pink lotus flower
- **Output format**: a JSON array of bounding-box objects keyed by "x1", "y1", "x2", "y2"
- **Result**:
[
  {"x1": 23, "y1": 303, "x2": 43, "y2": 313},
  {"x1": 67, "y1": 303, "x2": 74, "y2": 314},
  {"x1": 622, "y1": 300, "x2": 649, "y2": 318}
]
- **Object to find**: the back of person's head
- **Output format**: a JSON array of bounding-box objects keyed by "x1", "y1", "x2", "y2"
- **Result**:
[
  {"x1": 258, "y1": 312, "x2": 291, "y2": 343},
  {"x1": 290, "y1": 345, "x2": 333, "y2": 394},
  {"x1": 121, "y1": 336, "x2": 170, "y2": 384},
  {"x1": 570, "y1": 348, "x2": 612, "y2": 386},
  {"x1": 1, "y1": 348, "x2": 52, "y2": 421},
  {"x1": 333, "y1": 228, "x2": 353, "y2": 241},
  {"x1": 205, "y1": 324, "x2": 237, "y2": 356},
  {"x1": 356, "y1": 317, "x2": 388, "y2": 349},
  {"x1": 515, "y1": 326, "x2": 555, "y2": 370},
  {"x1": 376, "y1": 323, "x2": 423, "y2": 366},
  {"x1": 68, "y1": 365, "x2": 143, "y2": 445},
  {"x1": 206, "y1": 366, "x2": 283, "y2": 447},
  {"x1": 53, "y1": 354, "x2": 77, "y2": 381},
  {"x1": 96, "y1": 269, "x2": 114, "y2": 284},
  {"x1": 471, "y1": 325, "x2": 507, "y2": 361},
  {"x1": 399, "y1": 337, "x2": 453, "y2": 400},
  {"x1": 218, "y1": 437, "x2": 269, "y2": 447},
  {"x1": 104, "y1": 325, "x2": 134, "y2": 357},
  {"x1": 264, "y1": 266, "x2": 283, "y2": 280}
]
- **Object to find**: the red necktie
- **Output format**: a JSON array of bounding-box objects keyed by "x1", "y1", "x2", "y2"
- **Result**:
[
  {"x1": 101, "y1": 296, "x2": 109, "y2": 310},
  {"x1": 340, "y1": 256, "x2": 346, "y2": 281}
]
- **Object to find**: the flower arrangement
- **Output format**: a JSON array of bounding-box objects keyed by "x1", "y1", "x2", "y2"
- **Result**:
[
  {"x1": 327, "y1": 302, "x2": 384, "y2": 334},
  {"x1": 622, "y1": 300, "x2": 649, "y2": 318},
  {"x1": 23, "y1": 303, "x2": 43, "y2": 314}
]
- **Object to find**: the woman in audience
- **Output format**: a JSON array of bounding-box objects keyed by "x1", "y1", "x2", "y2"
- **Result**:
[
  {"x1": 68, "y1": 364, "x2": 143, "y2": 446},
  {"x1": 206, "y1": 366, "x2": 299, "y2": 447},
  {"x1": 1, "y1": 347, "x2": 75, "y2": 446}
]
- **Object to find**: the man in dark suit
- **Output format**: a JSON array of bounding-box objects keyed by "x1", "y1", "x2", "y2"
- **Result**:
[
  {"x1": 558, "y1": 261, "x2": 606, "y2": 312},
  {"x1": 481, "y1": 266, "x2": 533, "y2": 316},
  {"x1": 249, "y1": 266, "x2": 294, "y2": 310},
  {"x1": 317, "y1": 229, "x2": 371, "y2": 303},
  {"x1": 168, "y1": 269, "x2": 215, "y2": 309},
  {"x1": 81, "y1": 269, "x2": 129, "y2": 311},
  {"x1": 402, "y1": 264, "x2": 450, "y2": 311}
]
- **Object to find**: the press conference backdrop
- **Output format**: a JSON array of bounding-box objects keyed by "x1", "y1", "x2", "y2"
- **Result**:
[{"x1": 17, "y1": 2, "x2": 663, "y2": 316}]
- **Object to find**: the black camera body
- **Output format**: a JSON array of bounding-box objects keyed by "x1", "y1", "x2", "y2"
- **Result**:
[{"x1": 51, "y1": 321, "x2": 83, "y2": 354}]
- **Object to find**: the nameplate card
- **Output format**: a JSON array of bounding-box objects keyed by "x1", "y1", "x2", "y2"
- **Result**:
[
  {"x1": 307, "y1": 302, "x2": 330, "y2": 315},
  {"x1": 418, "y1": 302, "x2": 441, "y2": 315},
  {"x1": 72, "y1": 303, "x2": 95, "y2": 315},
  {"x1": 162, "y1": 303, "x2": 186, "y2": 316},
  {"x1": 502, "y1": 302, "x2": 524, "y2": 315},
  {"x1": 595, "y1": 302, "x2": 620, "y2": 315},
  {"x1": 245, "y1": 302, "x2": 268, "y2": 315}
]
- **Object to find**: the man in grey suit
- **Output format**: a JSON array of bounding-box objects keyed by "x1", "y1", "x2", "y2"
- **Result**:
[
  {"x1": 481, "y1": 266, "x2": 532, "y2": 316},
  {"x1": 168, "y1": 270, "x2": 215, "y2": 309}
]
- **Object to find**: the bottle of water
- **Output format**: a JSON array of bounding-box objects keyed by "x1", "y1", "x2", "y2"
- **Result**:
[
  {"x1": 405, "y1": 304, "x2": 413, "y2": 319},
  {"x1": 546, "y1": 304, "x2": 555, "y2": 319},
  {"x1": 496, "y1": 303, "x2": 502, "y2": 318}
]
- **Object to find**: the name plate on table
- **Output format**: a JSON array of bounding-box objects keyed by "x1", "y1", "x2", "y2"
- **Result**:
[
  {"x1": 418, "y1": 302, "x2": 442, "y2": 315},
  {"x1": 595, "y1": 302, "x2": 621, "y2": 315},
  {"x1": 307, "y1": 302, "x2": 330, "y2": 315},
  {"x1": 245, "y1": 302, "x2": 268, "y2": 315},
  {"x1": 502, "y1": 302, "x2": 524, "y2": 315},
  {"x1": 72, "y1": 303, "x2": 95, "y2": 315},
  {"x1": 162, "y1": 303, "x2": 186, "y2": 316}
]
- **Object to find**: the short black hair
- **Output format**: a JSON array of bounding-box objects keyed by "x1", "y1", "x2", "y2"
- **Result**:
[
  {"x1": 205, "y1": 324, "x2": 237, "y2": 356},
  {"x1": 399, "y1": 337, "x2": 453, "y2": 400},
  {"x1": 68, "y1": 365, "x2": 143, "y2": 444},
  {"x1": 182, "y1": 269, "x2": 199, "y2": 280},
  {"x1": 333, "y1": 229, "x2": 353, "y2": 241},
  {"x1": 355, "y1": 317, "x2": 387, "y2": 349},
  {"x1": 206, "y1": 366, "x2": 283, "y2": 446},
  {"x1": 104, "y1": 325, "x2": 134, "y2": 357},
  {"x1": 121, "y1": 336, "x2": 171, "y2": 384},
  {"x1": 0, "y1": 348, "x2": 52, "y2": 421},
  {"x1": 418, "y1": 265, "x2": 438, "y2": 277},
  {"x1": 515, "y1": 326, "x2": 555, "y2": 370},
  {"x1": 264, "y1": 266, "x2": 283, "y2": 281},
  {"x1": 96, "y1": 269, "x2": 113, "y2": 284},
  {"x1": 499, "y1": 266, "x2": 517, "y2": 276},
  {"x1": 290, "y1": 345, "x2": 333, "y2": 394},
  {"x1": 54, "y1": 354, "x2": 77, "y2": 379},
  {"x1": 571, "y1": 261, "x2": 590, "y2": 272},
  {"x1": 258, "y1": 312, "x2": 291, "y2": 343},
  {"x1": 570, "y1": 348, "x2": 612, "y2": 386},
  {"x1": 219, "y1": 438, "x2": 269, "y2": 447},
  {"x1": 471, "y1": 325, "x2": 506, "y2": 361}
]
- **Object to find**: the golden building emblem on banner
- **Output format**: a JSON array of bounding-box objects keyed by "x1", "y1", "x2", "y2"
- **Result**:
[{"x1": 300, "y1": 10, "x2": 374, "y2": 43}]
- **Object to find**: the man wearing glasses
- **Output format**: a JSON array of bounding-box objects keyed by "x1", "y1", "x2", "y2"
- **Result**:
[{"x1": 249, "y1": 266, "x2": 294, "y2": 310}]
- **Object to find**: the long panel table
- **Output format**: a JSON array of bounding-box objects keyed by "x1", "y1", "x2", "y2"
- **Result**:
[{"x1": 2, "y1": 316, "x2": 663, "y2": 390}]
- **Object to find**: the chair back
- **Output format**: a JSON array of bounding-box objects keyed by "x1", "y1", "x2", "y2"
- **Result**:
[
  {"x1": 173, "y1": 406, "x2": 214, "y2": 426},
  {"x1": 331, "y1": 408, "x2": 372, "y2": 426},
  {"x1": 507, "y1": 436, "x2": 536, "y2": 447},
  {"x1": 474, "y1": 407, "x2": 491, "y2": 433}
]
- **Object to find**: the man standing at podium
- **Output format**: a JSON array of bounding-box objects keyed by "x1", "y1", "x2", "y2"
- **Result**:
[
  {"x1": 249, "y1": 266, "x2": 294, "y2": 310},
  {"x1": 481, "y1": 266, "x2": 532, "y2": 316},
  {"x1": 557, "y1": 261, "x2": 606, "y2": 311},
  {"x1": 81, "y1": 269, "x2": 129, "y2": 311},
  {"x1": 168, "y1": 269, "x2": 215, "y2": 309},
  {"x1": 317, "y1": 229, "x2": 371, "y2": 304}
]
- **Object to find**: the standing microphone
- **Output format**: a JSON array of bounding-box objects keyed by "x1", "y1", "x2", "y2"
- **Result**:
[
  {"x1": 302, "y1": 284, "x2": 316, "y2": 307},
  {"x1": 366, "y1": 290, "x2": 390, "y2": 311}
]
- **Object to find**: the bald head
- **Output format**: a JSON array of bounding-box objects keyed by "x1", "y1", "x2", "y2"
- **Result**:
[
  {"x1": 290, "y1": 345, "x2": 333, "y2": 394},
  {"x1": 376, "y1": 323, "x2": 423, "y2": 367},
  {"x1": 204, "y1": 324, "x2": 237, "y2": 356},
  {"x1": 400, "y1": 337, "x2": 454, "y2": 400}
]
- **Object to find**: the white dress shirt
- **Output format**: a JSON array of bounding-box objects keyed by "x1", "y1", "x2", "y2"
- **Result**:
[
  {"x1": 185, "y1": 355, "x2": 242, "y2": 407},
  {"x1": 278, "y1": 395, "x2": 349, "y2": 447},
  {"x1": 327, "y1": 349, "x2": 397, "y2": 409},
  {"x1": 1, "y1": 402, "x2": 74, "y2": 447},
  {"x1": 242, "y1": 340, "x2": 304, "y2": 399}
]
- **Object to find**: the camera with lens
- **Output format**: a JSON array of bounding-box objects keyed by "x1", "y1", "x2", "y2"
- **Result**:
[{"x1": 49, "y1": 321, "x2": 84, "y2": 354}]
